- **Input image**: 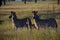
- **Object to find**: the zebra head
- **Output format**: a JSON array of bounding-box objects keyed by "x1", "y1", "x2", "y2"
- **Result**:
[{"x1": 9, "y1": 11, "x2": 17, "y2": 19}]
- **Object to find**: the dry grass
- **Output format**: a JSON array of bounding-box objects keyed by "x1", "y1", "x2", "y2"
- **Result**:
[{"x1": 0, "y1": 13, "x2": 60, "y2": 40}]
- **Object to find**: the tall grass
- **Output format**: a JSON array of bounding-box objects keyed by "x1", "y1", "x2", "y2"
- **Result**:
[{"x1": 0, "y1": 13, "x2": 60, "y2": 40}]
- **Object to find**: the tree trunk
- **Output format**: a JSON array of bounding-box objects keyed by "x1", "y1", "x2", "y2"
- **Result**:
[
  {"x1": 58, "y1": 0, "x2": 60, "y2": 5},
  {"x1": 35, "y1": 0, "x2": 37, "y2": 3},
  {"x1": 0, "y1": 0, "x2": 2, "y2": 6},
  {"x1": 24, "y1": 0, "x2": 26, "y2": 4},
  {"x1": 3, "y1": 0, "x2": 6, "y2": 5}
]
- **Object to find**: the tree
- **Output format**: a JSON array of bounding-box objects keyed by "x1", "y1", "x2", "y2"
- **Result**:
[
  {"x1": 24, "y1": 0, "x2": 26, "y2": 4},
  {"x1": 35, "y1": 0, "x2": 37, "y2": 3},
  {"x1": 2, "y1": 0, "x2": 6, "y2": 5},
  {"x1": 0, "y1": 0, "x2": 2, "y2": 6},
  {"x1": 58, "y1": 0, "x2": 60, "y2": 5}
]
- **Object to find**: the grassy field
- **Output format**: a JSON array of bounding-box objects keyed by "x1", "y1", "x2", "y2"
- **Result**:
[
  {"x1": 0, "y1": 15, "x2": 60, "y2": 40},
  {"x1": 0, "y1": 2, "x2": 60, "y2": 40}
]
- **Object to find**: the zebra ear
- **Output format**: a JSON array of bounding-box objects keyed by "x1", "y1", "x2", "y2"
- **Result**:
[
  {"x1": 11, "y1": 11, "x2": 16, "y2": 15},
  {"x1": 35, "y1": 11, "x2": 38, "y2": 13},
  {"x1": 9, "y1": 11, "x2": 13, "y2": 19},
  {"x1": 9, "y1": 15, "x2": 11, "y2": 19},
  {"x1": 32, "y1": 11, "x2": 36, "y2": 14},
  {"x1": 32, "y1": 11, "x2": 34, "y2": 13}
]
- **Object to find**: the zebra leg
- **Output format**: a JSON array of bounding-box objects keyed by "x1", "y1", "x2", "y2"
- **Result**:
[
  {"x1": 12, "y1": 22, "x2": 17, "y2": 30},
  {"x1": 32, "y1": 24, "x2": 37, "y2": 29},
  {"x1": 33, "y1": 19, "x2": 38, "y2": 29},
  {"x1": 26, "y1": 24, "x2": 29, "y2": 29},
  {"x1": 26, "y1": 19, "x2": 31, "y2": 29}
]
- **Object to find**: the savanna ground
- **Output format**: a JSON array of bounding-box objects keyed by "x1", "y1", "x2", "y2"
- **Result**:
[{"x1": 0, "y1": 1, "x2": 60, "y2": 40}]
